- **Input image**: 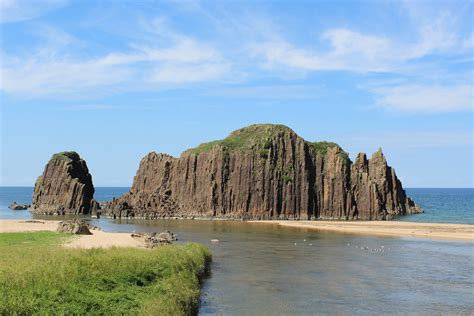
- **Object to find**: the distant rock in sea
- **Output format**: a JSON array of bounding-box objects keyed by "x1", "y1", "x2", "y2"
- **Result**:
[
  {"x1": 8, "y1": 202, "x2": 30, "y2": 210},
  {"x1": 31, "y1": 151, "x2": 99, "y2": 215},
  {"x1": 104, "y1": 124, "x2": 422, "y2": 220}
]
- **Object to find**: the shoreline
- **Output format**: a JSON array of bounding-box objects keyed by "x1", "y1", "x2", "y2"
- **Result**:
[
  {"x1": 249, "y1": 220, "x2": 474, "y2": 242},
  {"x1": 1, "y1": 218, "x2": 473, "y2": 243},
  {"x1": 0, "y1": 220, "x2": 145, "y2": 248}
]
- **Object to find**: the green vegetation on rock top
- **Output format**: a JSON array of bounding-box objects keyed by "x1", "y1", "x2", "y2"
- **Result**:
[
  {"x1": 183, "y1": 124, "x2": 295, "y2": 156},
  {"x1": 306, "y1": 141, "x2": 339, "y2": 155},
  {"x1": 182, "y1": 124, "x2": 349, "y2": 161},
  {"x1": 306, "y1": 141, "x2": 350, "y2": 161},
  {"x1": 51, "y1": 151, "x2": 80, "y2": 162},
  {"x1": 0, "y1": 231, "x2": 211, "y2": 315}
]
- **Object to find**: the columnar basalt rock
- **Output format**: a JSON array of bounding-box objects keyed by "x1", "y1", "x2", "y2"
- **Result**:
[
  {"x1": 32, "y1": 152, "x2": 99, "y2": 215},
  {"x1": 104, "y1": 124, "x2": 421, "y2": 220}
]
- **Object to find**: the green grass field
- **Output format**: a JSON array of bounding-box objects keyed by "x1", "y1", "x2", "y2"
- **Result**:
[{"x1": 0, "y1": 232, "x2": 211, "y2": 315}]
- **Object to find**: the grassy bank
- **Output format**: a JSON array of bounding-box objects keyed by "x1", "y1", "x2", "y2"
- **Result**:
[{"x1": 0, "y1": 232, "x2": 211, "y2": 315}]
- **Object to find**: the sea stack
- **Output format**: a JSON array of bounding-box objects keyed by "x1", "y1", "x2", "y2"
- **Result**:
[
  {"x1": 31, "y1": 151, "x2": 99, "y2": 215},
  {"x1": 105, "y1": 124, "x2": 421, "y2": 220}
]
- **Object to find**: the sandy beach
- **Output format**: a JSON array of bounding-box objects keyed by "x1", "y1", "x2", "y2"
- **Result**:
[
  {"x1": 2, "y1": 219, "x2": 473, "y2": 244},
  {"x1": 0, "y1": 220, "x2": 145, "y2": 248},
  {"x1": 250, "y1": 220, "x2": 474, "y2": 242}
]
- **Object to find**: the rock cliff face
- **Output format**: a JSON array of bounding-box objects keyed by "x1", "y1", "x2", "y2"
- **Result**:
[
  {"x1": 105, "y1": 124, "x2": 421, "y2": 220},
  {"x1": 32, "y1": 152, "x2": 99, "y2": 215}
]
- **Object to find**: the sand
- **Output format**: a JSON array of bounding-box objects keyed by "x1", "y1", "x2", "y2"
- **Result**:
[
  {"x1": 249, "y1": 220, "x2": 474, "y2": 242},
  {"x1": 64, "y1": 230, "x2": 145, "y2": 249},
  {"x1": 0, "y1": 220, "x2": 145, "y2": 249},
  {"x1": 2, "y1": 219, "x2": 472, "y2": 244},
  {"x1": 0, "y1": 219, "x2": 61, "y2": 232}
]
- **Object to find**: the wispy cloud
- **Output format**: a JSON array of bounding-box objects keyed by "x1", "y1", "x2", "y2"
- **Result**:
[
  {"x1": 372, "y1": 84, "x2": 473, "y2": 113},
  {"x1": 342, "y1": 130, "x2": 473, "y2": 149},
  {"x1": 248, "y1": 0, "x2": 472, "y2": 87},
  {"x1": 252, "y1": 19, "x2": 470, "y2": 75},
  {"x1": 0, "y1": 19, "x2": 230, "y2": 97},
  {"x1": 0, "y1": 55, "x2": 134, "y2": 96},
  {"x1": 0, "y1": 0, "x2": 66, "y2": 23},
  {"x1": 1, "y1": 0, "x2": 472, "y2": 115},
  {"x1": 252, "y1": 29, "x2": 396, "y2": 74}
]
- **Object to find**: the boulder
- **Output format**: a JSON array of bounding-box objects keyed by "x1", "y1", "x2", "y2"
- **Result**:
[
  {"x1": 56, "y1": 220, "x2": 92, "y2": 235},
  {"x1": 158, "y1": 231, "x2": 178, "y2": 242},
  {"x1": 131, "y1": 231, "x2": 178, "y2": 248}
]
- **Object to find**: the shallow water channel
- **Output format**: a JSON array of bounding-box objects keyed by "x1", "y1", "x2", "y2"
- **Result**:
[{"x1": 88, "y1": 218, "x2": 474, "y2": 315}]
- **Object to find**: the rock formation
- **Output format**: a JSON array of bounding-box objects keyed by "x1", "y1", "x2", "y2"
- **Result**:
[
  {"x1": 131, "y1": 231, "x2": 178, "y2": 248},
  {"x1": 56, "y1": 219, "x2": 92, "y2": 235},
  {"x1": 104, "y1": 124, "x2": 422, "y2": 220},
  {"x1": 8, "y1": 202, "x2": 30, "y2": 210},
  {"x1": 31, "y1": 152, "x2": 99, "y2": 215}
]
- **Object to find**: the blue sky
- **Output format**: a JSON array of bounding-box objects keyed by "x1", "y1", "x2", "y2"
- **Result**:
[{"x1": 0, "y1": 0, "x2": 472, "y2": 187}]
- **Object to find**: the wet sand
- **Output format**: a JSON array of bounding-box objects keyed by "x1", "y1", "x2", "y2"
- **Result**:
[
  {"x1": 250, "y1": 220, "x2": 474, "y2": 242},
  {"x1": 0, "y1": 219, "x2": 144, "y2": 248}
]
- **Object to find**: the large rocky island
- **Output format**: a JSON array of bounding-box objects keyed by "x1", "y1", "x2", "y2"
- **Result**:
[
  {"x1": 104, "y1": 124, "x2": 421, "y2": 220},
  {"x1": 32, "y1": 151, "x2": 99, "y2": 215}
]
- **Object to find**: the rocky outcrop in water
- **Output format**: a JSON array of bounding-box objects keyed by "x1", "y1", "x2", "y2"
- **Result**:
[
  {"x1": 104, "y1": 124, "x2": 421, "y2": 220},
  {"x1": 31, "y1": 152, "x2": 99, "y2": 215},
  {"x1": 8, "y1": 202, "x2": 30, "y2": 210}
]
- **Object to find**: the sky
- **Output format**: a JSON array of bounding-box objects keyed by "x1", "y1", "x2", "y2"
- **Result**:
[{"x1": 0, "y1": 0, "x2": 472, "y2": 188}]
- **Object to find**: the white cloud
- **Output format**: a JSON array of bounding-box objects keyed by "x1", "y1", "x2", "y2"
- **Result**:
[
  {"x1": 252, "y1": 6, "x2": 471, "y2": 75},
  {"x1": 1, "y1": 1, "x2": 471, "y2": 113},
  {"x1": 322, "y1": 29, "x2": 391, "y2": 59},
  {"x1": 0, "y1": 56, "x2": 134, "y2": 96},
  {"x1": 253, "y1": 23, "x2": 469, "y2": 75},
  {"x1": 252, "y1": 30, "x2": 400, "y2": 74},
  {"x1": 0, "y1": 24, "x2": 229, "y2": 97},
  {"x1": 373, "y1": 84, "x2": 473, "y2": 113},
  {"x1": 0, "y1": 0, "x2": 66, "y2": 23}
]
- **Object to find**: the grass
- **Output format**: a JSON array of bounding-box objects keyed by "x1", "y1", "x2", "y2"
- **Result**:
[
  {"x1": 50, "y1": 151, "x2": 80, "y2": 161},
  {"x1": 306, "y1": 141, "x2": 350, "y2": 161},
  {"x1": 0, "y1": 232, "x2": 212, "y2": 315},
  {"x1": 182, "y1": 124, "x2": 350, "y2": 164},
  {"x1": 306, "y1": 141, "x2": 340, "y2": 156},
  {"x1": 183, "y1": 124, "x2": 292, "y2": 156}
]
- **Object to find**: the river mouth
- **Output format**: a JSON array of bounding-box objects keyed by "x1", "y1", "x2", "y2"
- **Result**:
[
  {"x1": 75, "y1": 218, "x2": 472, "y2": 315},
  {"x1": 1, "y1": 185, "x2": 473, "y2": 314},
  {"x1": 0, "y1": 213, "x2": 472, "y2": 314}
]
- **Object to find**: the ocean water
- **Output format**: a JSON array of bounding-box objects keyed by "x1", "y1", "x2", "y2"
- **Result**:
[
  {"x1": 0, "y1": 187, "x2": 129, "y2": 220},
  {"x1": 0, "y1": 187, "x2": 473, "y2": 314},
  {"x1": 402, "y1": 188, "x2": 474, "y2": 224},
  {"x1": 1, "y1": 187, "x2": 472, "y2": 224}
]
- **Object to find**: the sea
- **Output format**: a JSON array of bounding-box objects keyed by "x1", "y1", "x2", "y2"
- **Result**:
[{"x1": 1, "y1": 187, "x2": 473, "y2": 315}]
